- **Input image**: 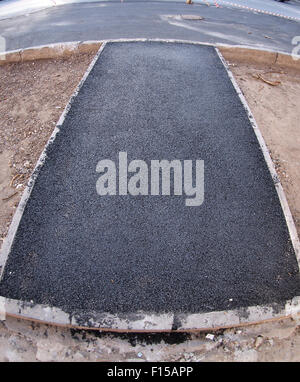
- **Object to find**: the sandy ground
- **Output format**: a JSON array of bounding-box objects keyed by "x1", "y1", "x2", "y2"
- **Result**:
[
  {"x1": 229, "y1": 63, "x2": 300, "y2": 236},
  {"x1": 0, "y1": 54, "x2": 300, "y2": 361},
  {"x1": 0, "y1": 54, "x2": 95, "y2": 242}
]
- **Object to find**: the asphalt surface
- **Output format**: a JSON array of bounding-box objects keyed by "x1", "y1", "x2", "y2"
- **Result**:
[
  {"x1": 0, "y1": 41, "x2": 300, "y2": 316},
  {"x1": 1, "y1": 0, "x2": 300, "y2": 21},
  {"x1": 195, "y1": 0, "x2": 300, "y2": 20},
  {"x1": 0, "y1": 1, "x2": 299, "y2": 53},
  {"x1": 3, "y1": 0, "x2": 300, "y2": 21}
]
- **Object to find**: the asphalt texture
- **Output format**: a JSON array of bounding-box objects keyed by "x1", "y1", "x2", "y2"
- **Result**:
[
  {"x1": 0, "y1": 42, "x2": 300, "y2": 316},
  {"x1": 2, "y1": 0, "x2": 300, "y2": 22},
  {"x1": 0, "y1": 1, "x2": 299, "y2": 53}
]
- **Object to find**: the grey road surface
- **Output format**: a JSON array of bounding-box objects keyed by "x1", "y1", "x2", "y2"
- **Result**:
[
  {"x1": 1, "y1": 0, "x2": 300, "y2": 21},
  {"x1": 0, "y1": 1, "x2": 299, "y2": 53}
]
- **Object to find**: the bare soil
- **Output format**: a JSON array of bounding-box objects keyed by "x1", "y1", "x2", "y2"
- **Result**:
[
  {"x1": 230, "y1": 63, "x2": 300, "y2": 235},
  {"x1": 0, "y1": 53, "x2": 95, "y2": 242},
  {"x1": 0, "y1": 54, "x2": 299, "y2": 361}
]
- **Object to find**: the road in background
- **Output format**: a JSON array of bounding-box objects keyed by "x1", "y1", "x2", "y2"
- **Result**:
[
  {"x1": 194, "y1": 0, "x2": 300, "y2": 21},
  {"x1": 0, "y1": 1, "x2": 299, "y2": 53},
  {"x1": 1, "y1": 0, "x2": 300, "y2": 21}
]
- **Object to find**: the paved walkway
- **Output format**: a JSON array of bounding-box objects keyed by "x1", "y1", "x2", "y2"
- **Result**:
[{"x1": 0, "y1": 42, "x2": 299, "y2": 327}]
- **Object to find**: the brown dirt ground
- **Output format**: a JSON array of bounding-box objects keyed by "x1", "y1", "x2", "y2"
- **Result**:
[
  {"x1": 0, "y1": 53, "x2": 95, "y2": 242},
  {"x1": 229, "y1": 63, "x2": 300, "y2": 236},
  {"x1": 0, "y1": 54, "x2": 299, "y2": 361}
]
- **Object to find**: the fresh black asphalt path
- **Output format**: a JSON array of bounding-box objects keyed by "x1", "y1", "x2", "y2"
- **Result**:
[{"x1": 0, "y1": 42, "x2": 300, "y2": 317}]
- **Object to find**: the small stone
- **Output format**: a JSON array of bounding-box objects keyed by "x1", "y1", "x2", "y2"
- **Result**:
[
  {"x1": 137, "y1": 352, "x2": 143, "y2": 358},
  {"x1": 206, "y1": 333, "x2": 215, "y2": 341},
  {"x1": 255, "y1": 336, "x2": 263, "y2": 348}
]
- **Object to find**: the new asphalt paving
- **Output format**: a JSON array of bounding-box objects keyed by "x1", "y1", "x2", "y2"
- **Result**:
[{"x1": 0, "y1": 41, "x2": 300, "y2": 317}]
